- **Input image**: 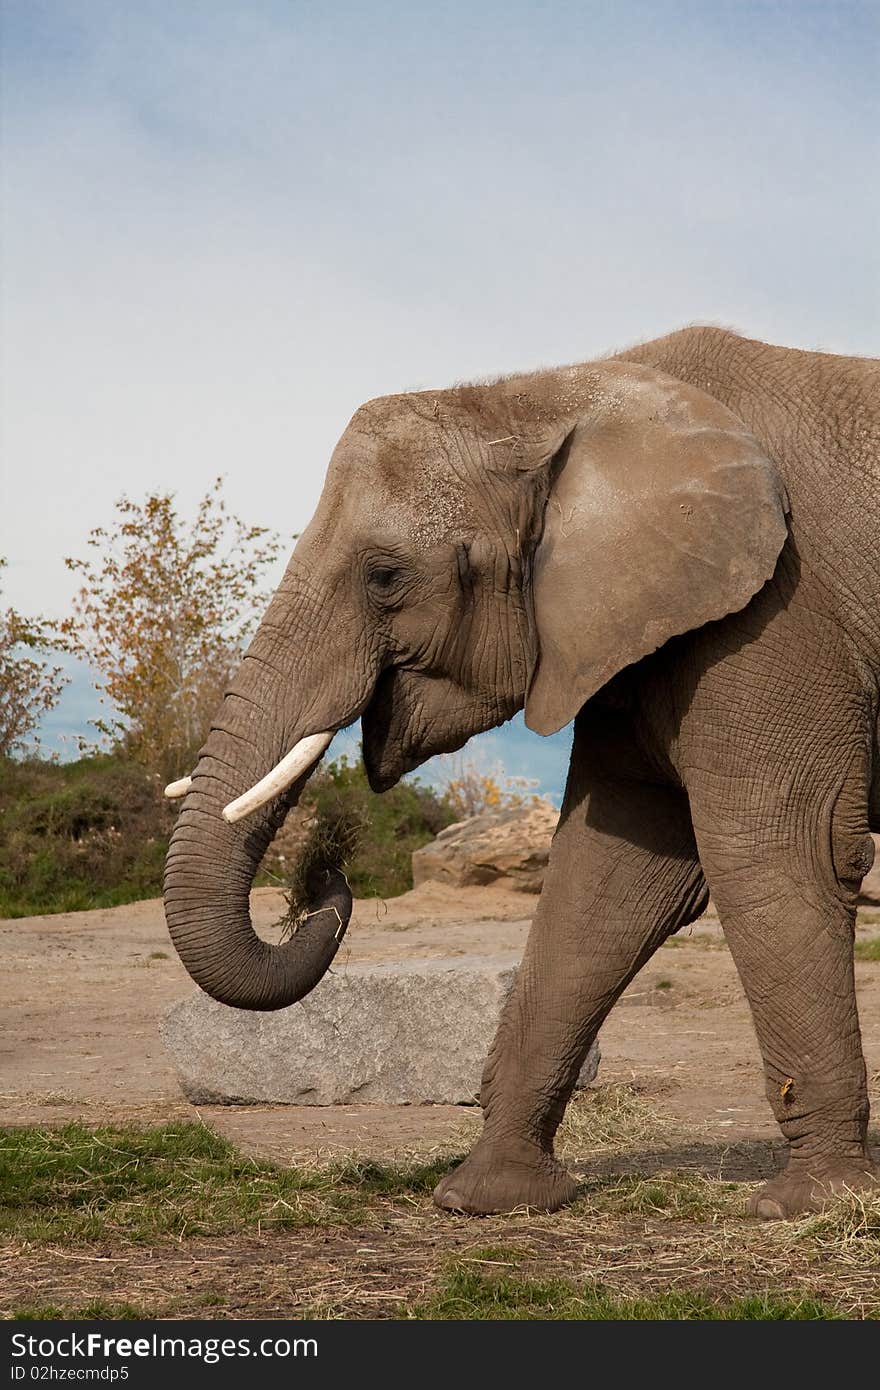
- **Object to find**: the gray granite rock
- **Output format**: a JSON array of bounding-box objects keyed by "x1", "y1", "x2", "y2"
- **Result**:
[{"x1": 162, "y1": 954, "x2": 600, "y2": 1105}]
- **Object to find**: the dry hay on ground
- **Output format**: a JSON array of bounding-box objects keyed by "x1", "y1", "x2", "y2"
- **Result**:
[{"x1": 3, "y1": 1087, "x2": 879, "y2": 1320}]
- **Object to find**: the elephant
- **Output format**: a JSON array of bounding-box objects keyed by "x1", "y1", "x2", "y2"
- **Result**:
[{"x1": 163, "y1": 325, "x2": 880, "y2": 1221}]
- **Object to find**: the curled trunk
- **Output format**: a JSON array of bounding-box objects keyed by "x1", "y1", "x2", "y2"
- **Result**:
[
  {"x1": 163, "y1": 742, "x2": 352, "y2": 1011},
  {"x1": 162, "y1": 563, "x2": 372, "y2": 1010}
]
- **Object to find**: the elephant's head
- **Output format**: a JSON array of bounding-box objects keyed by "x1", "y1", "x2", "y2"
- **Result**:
[{"x1": 163, "y1": 358, "x2": 788, "y2": 1009}]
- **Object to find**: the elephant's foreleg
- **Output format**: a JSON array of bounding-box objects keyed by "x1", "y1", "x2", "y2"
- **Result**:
[{"x1": 433, "y1": 727, "x2": 707, "y2": 1215}]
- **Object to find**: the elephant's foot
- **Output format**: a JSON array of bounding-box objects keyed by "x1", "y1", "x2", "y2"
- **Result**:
[
  {"x1": 433, "y1": 1139, "x2": 580, "y2": 1215},
  {"x1": 747, "y1": 1157, "x2": 879, "y2": 1221}
]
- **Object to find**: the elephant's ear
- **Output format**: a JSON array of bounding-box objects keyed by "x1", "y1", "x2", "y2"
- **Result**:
[{"x1": 524, "y1": 362, "x2": 790, "y2": 735}]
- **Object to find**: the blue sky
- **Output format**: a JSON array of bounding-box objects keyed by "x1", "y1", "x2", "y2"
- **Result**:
[{"x1": 2, "y1": 2, "x2": 878, "y2": 798}]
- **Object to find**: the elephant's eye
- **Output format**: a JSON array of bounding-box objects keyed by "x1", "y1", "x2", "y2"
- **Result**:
[
  {"x1": 370, "y1": 566, "x2": 398, "y2": 589},
  {"x1": 366, "y1": 562, "x2": 408, "y2": 604}
]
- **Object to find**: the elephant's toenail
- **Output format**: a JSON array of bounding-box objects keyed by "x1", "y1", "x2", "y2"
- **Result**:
[
  {"x1": 755, "y1": 1198, "x2": 786, "y2": 1220},
  {"x1": 436, "y1": 1189, "x2": 462, "y2": 1210}
]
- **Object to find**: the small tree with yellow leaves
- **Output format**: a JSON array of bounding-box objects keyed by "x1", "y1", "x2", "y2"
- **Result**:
[
  {"x1": 439, "y1": 753, "x2": 543, "y2": 821},
  {"x1": 60, "y1": 479, "x2": 284, "y2": 782}
]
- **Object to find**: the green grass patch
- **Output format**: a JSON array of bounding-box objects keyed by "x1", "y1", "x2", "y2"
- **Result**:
[
  {"x1": 458, "y1": 1244, "x2": 530, "y2": 1266},
  {"x1": 0, "y1": 1122, "x2": 459, "y2": 1244},
  {"x1": 661, "y1": 934, "x2": 724, "y2": 950},
  {"x1": 5, "y1": 1127, "x2": 876, "y2": 1322},
  {"x1": 12, "y1": 1302, "x2": 154, "y2": 1322},
  {"x1": 854, "y1": 938, "x2": 880, "y2": 962},
  {"x1": 12, "y1": 1276, "x2": 846, "y2": 1323},
  {"x1": 412, "y1": 1266, "x2": 844, "y2": 1320}
]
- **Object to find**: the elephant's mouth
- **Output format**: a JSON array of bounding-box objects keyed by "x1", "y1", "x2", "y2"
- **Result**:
[
  {"x1": 362, "y1": 666, "x2": 521, "y2": 792},
  {"x1": 361, "y1": 667, "x2": 426, "y2": 792}
]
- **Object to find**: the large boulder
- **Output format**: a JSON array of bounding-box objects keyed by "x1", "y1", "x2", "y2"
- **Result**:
[
  {"x1": 162, "y1": 954, "x2": 600, "y2": 1106},
  {"x1": 412, "y1": 803, "x2": 559, "y2": 894}
]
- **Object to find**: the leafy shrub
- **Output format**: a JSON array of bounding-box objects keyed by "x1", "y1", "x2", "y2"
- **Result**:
[
  {"x1": 0, "y1": 754, "x2": 175, "y2": 917},
  {"x1": 0, "y1": 750, "x2": 456, "y2": 917}
]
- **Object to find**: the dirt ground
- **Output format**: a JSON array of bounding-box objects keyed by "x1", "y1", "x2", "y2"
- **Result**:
[
  {"x1": 3, "y1": 881, "x2": 879, "y2": 1157},
  {"x1": 3, "y1": 884, "x2": 880, "y2": 1318}
]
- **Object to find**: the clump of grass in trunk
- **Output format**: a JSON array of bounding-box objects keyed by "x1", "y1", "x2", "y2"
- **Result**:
[
  {"x1": 279, "y1": 803, "x2": 364, "y2": 937},
  {"x1": 266, "y1": 754, "x2": 455, "y2": 901}
]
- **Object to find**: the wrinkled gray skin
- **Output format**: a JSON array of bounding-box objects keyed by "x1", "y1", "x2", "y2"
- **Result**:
[{"x1": 165, "y1": 327, "x2": 880, "y2": 1220}]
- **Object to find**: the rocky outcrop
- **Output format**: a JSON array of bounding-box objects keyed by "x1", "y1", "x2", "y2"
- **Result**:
[
  {"x1": 411, "y1": 819, "x2": 880, "y2": 907},
  {"x1": 411, "y1": 803, "x2": 558, "y2": 894},
  {"x1": 162, "y1": 954, "x2": 600, "y2": 1106}
]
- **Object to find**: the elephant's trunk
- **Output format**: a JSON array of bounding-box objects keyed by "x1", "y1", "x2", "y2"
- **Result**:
[
  {"x1": 162, "y1": 583, "x2": 367, "y2": 1009},
  {"x1": 163, "y1": 742, "x2": 353, "y2": 1010}
]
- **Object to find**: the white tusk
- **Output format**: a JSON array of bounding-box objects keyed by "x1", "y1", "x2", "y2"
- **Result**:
[
  {"x1": 222, "y1": 731, "x2": 334, "y2": 825},
  {"x1": 164, "y1": 776, "x2": 193, "y2": 799}
]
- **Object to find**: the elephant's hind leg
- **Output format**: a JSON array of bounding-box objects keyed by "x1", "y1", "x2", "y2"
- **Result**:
[
  {"x1": 433, "y1": 716, "x2": 707, "y2": 1216},
  {"x1": 691, "y1": 828, "x2": 878, "y2": 1217},
  {"x1": 687, "y1": 695, "x2": 879, "y2": 1219}
]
